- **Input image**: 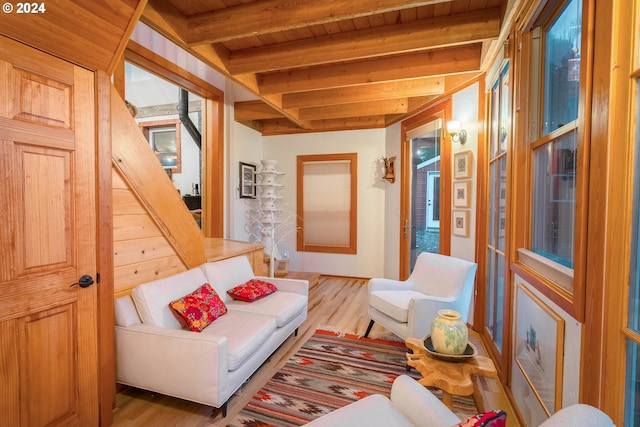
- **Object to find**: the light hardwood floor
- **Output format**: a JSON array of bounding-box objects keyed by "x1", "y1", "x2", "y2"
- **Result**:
[{"x1": 111, "y1": 276, "x2": 520, "y2": 427}]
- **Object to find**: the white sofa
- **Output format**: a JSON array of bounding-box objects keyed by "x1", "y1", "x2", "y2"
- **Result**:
[
  {"x1": 114, "y1": 255, "x2": 308, "y2": 416},
  {"x1": 305, "y1": 375, "x2": 615, "y2": 427}
]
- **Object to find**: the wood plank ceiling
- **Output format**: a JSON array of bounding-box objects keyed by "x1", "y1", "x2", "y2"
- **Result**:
[{"x1": 141, "y1": 0, "x2": 508, "y2": 135}]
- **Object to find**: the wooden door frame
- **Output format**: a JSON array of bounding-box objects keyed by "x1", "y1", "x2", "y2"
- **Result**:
[{"x1": 399, "y1": 101, "x2": 452, "y2": 279}]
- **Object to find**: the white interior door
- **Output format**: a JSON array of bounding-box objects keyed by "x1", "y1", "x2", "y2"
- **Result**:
[{"x1": 426, "y1": 171, "x2": 441, "y2": 229}]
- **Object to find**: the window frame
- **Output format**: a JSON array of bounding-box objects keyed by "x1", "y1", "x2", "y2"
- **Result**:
[
  {"x1": 511, "y1": 0, "x2": 592, "y2": 322},
  {"x1": 482, "y1": 60, "x2": 512, "y2": 373},
  {"x1": 296, "y1": 153, "x2": 358, "y2": 254},
  {"x1": 139, "y1": 119, "x2": 182, "y2": 174}
]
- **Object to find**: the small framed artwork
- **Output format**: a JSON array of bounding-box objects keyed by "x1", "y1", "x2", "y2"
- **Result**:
[
  {"x1": 453, "y1": 180, "x2": 471, "y2": 208},
  {"x1": 514, "y1": 282, "x2": 565, "y2": 416},
  {"x1": 239, "y1": 162, "x2": 256, "y2": 198},
  {"x1": 452, "y1": 210, "x2": 470, "y2": 237},
  {"x1": 454, "y1": 150, "x2": 472, "y2": 179},
  {"x1": 274, "y1": 259, "x2": 289, "y2": 276}
]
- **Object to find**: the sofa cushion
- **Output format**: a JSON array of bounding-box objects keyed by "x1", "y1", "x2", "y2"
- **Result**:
[
  {"x1": 369, "y1": 290, "x2": 426, "y2": 323},
  {"x1": 200, "y1": 310, "x2": 277, "y2": 370},
  {"x1": 114, "y1": 296, "x2": 141, "y2": 327},
  {"x1": 226, "y1": 291, "x2": 307, "y2": 327},
  {"x1": 227, "y1": 279, "x2": 277, "y2": 302},
  {"x1": 201, "y1": 256, "x2": 255, "y2": 301},
  {"x1": 131, "y1": 267, "x2": 210, "y2": 329},
  {"x1": 169, "y1": 283, "x2": 228, "y2": 332},
  {"x1": 454, "y1": 410, "x2": 506, "y2": 427}
]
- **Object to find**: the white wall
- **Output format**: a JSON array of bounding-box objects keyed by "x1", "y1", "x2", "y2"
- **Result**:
[
  {"x1": 450, "y1": 84, "x2": 479, "y2": 262},
  {"x1": 228, "y1": 121, "x2": 264, "y2": 241},
  {"x1": 257, "y1": 129, "x2": 387, "y2": 278},
  {"x1": 384, "y1": 122, "x2": 402, "y2": 279}
]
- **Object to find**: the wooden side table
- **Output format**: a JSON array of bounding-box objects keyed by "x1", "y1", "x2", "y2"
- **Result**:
[{"x1": 405, "y1": 337, "x2": 498, "y2": 410}]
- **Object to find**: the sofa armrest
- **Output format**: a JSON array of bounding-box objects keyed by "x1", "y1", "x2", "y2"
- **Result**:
[
  {"x1": 368, "y1": 278, "x2": 413, "y2": 292},
  {"x1": 390, "y1": 375, "x2": 461, "y2": 427},
  {"x1": 115, "y1": 324, "x2": 229, "y2": 407},
  {"x1": 256, "y1": 276, "x2": 309, "y2": 295}
]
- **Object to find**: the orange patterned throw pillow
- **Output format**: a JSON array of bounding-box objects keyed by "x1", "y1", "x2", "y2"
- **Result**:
[
  {"x1": 227, "y1": 279, "x2": 277, "y2": 302},
  {"x1": 169, "y1": 283, "x2": 227, "y2": 332}
]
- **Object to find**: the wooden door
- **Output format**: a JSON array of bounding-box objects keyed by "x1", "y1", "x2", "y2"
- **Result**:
[{"x1": 0, "y1": 36, "x2": 99, "y2": 426}]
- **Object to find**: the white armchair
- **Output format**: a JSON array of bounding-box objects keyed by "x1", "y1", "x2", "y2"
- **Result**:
[{"x1": 364, "y1": 252, "x2": 478, "y2": 340}]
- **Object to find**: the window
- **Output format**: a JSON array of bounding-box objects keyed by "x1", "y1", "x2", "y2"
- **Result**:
[
  {"x1": 139, "y1": 120, "x2": 182, "y2": 174},
  {"x1": 296, "y1": 153, "x2": 357, "y2": 254},
  {"x1": 149, "y1": 124, "x2": 180, "y2": 171},
  {"x1": 531, "y1": 0, "x2": 582, "y2": 268},
  {"x1": 624, "y1": 75, "x2": 640, "y2": 427},
  {"x1": 531, "y1": 0, "x2": 581, "y2": 269},
  {"x1": 514, "y1": 0, "x2": 587, "y2": 312}
]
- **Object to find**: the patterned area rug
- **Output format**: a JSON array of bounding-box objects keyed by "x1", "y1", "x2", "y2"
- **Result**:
[{"x1": 226, "y1": 330, "x2": 478, "y2": 427}]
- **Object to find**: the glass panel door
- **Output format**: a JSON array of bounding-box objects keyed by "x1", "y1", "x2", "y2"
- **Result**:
[
  {"x1": 486, "y1": 64, "x2": 510, "y2": 356},
  {"x1": 409, "y1": 119, "x2": 442, "y2": 271}
]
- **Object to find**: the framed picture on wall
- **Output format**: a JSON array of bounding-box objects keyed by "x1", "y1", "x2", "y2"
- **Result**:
[
  {"x1": 452, "y1": 210, "x2": 470, "y2": 237},
  {"x1": 453, "y1": 180, "x2": 471, "y2": 208},
  {"x1": 239, "y1": 162, "x2": 256, "y2": 198},
  {"x1": 514, "y1": 282, "x2": 565, "y2": 416},
  {"x1": 454, "y1": 150, "x2": 472, "y2": 179}
]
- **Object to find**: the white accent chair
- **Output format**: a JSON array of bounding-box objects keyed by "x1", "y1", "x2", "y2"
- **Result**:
[
  {"x1": 304, "y1": 375, "x2": 615, "y2": 427},
  {"x1": 364, "y1": 252, "x2": 478, "y2": 340}
]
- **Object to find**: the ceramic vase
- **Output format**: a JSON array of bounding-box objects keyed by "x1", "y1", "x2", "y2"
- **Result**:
[{"x1": 430, "y1": 309, "x2": 468, "y2": 355}]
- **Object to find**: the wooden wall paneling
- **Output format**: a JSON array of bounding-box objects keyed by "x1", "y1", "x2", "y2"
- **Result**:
[
  {"x1": 113, "y1": 187, "x2": 149, "y2": 215},
  {"x1": 113, "y1": 213, "x2": 166, "y2": 241},
  {"x1": 114, "y1": 256, "x2": 186, "y2": 297},
  {"x1": 111, "y1": 84, "x2": 206, "y2": 268},
  {"x1": 114, "y1": 237, "x2": 179, "y2": 267}
]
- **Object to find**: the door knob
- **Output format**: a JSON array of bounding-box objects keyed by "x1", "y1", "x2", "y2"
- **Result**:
[{"x1": 70, "y1": 275, "x2": 95, "y2": 288}]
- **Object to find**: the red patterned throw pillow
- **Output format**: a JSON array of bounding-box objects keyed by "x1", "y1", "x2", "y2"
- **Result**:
[
  {"x1": 169, "y1": 283, "x2": 227, "y2": 332},
  {"x1": 455, "y1": 410, "x2": 507, "y2": 427},
  {"x1": 227, "y1": 279, "x2": 277, "y2": 302}
]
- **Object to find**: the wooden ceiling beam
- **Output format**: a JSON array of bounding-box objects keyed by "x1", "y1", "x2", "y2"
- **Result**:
[
  {"x1": 185, "y1": 0, "x2": 450, "y2": 45},
  {"x1": 298, "y1": 99, "x2": 409, "y2": 120},
  {"x1": 189, "y1": 45, "x2": 311, "y2": 129},
  {"x1": 229, "y1": 7, "x2": 501, "y2": 74},
  {"x1": 282, "y1": 77, "x2": 444, "y2": 109},
  {"x1": 259, "y1": 116, "x2": 387, "y2": 135},
  {"x1": 142, "y1": 0, "x2": 189, "y2": 45},
  {"x1": 141, "y1": 3, "x2": 313, "y2": 130},
  {"x1": 234, "y1": 101, "x2": 285, "y2": 121},
  {"x1": 259, "y1": 44, "x2": 482, "y2": 95}
]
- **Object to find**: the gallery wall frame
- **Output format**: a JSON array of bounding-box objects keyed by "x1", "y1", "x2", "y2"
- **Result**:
[
  {"x1": 514, "y1": 282, "x2": 565, "y2": 416},
  {"x1": 452, "y1": 210, "x2": 470, "y2": 237},
  {"x1": 239, "y1": 162, "x2": 256, "y2": 198},
  {"x1": 453, "y1": 180, "x2": 471, "y2": 208},
  {"x1": 454, "y1": 150, "x2": 472, "y2": 179}
]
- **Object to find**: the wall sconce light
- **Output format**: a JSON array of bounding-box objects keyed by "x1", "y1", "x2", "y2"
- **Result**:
[
  {"x1": 446, "y1": 120, "x2": 467, "y2": 144},
  {"x1": 381, "y1": 156, "x2": 396, "y2": 183}
]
